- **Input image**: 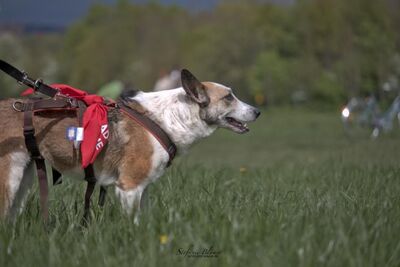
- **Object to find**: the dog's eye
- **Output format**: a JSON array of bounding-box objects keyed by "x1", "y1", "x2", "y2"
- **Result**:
[{"x1": 224, "y1": 93, "x2": 234, "y2": 102}]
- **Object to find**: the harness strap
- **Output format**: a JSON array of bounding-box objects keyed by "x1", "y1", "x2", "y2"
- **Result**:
[
  {"x1": 35, "y1": 159, "x2": 49, "y2": 221},
  {"x1": 98, "y1": 186, "x2": 107, "y2": 207},
  {"x1": 23, "y1": 109, "x2": 41, "y2": 158},
  {"x1": 0, "y1": 59, "x2": 58, "y2": 97},
  {"x1": 77, "y1": 99, "x2": 86, "y2": 125},
  {"x1": 19, "y1": 97, "x2": 107, "y2": 222},
  {"x1": 23, "y1": 105, "x2": 49, "y2": 221},
  {"x1": 77, "y1": 100, "x2": 107, "y2": 211},
  {"x1": 16, "y1": 97, "x2": 79, "y2": 186},
  {"x1": 18, "y1": 97, "x2": 175, "y2": 222},
  {"x1": 14, "y1": 98, "x2": 78, "y2": 112},
  {"x1": 83, "y1": 164, "x2": 96, "y2": 222},
  {"x1": 118, "y1": 101, "x2": 177, "y2": 166},
  {"x1": 51, "y1": 99, "x2": 87, "y2": 186}
]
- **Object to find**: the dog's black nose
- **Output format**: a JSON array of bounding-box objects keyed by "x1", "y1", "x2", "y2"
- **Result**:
[{"x1": 254, "y1": 109, "x2": 261, "y2": 118}]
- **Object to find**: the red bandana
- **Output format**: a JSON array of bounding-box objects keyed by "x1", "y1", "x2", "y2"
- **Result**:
[{"x1": 22, "y1": 84, "x2": 109, "y2": 168}]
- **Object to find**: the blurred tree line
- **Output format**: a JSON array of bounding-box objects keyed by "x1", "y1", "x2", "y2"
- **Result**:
[{"x1": 0, "y1": 0, "x2": 399, "y2": 108}]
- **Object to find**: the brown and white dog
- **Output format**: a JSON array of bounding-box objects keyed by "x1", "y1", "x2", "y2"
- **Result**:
[{"x1": 0, "y1": 69, "x2": 260, "y2": 222}]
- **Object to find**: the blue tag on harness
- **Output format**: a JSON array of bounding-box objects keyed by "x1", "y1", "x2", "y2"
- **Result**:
[{"x1": 66, "y1": 127, "x2": 84, "y2": 141}]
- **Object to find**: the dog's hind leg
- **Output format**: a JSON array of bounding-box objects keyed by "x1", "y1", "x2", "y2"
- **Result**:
[
  {"x1": 0, "y1": 151, "x2": 31, "y2": 221},
  {"x1": 8, "y1": 161, "x2": 34, "y2": 222}
]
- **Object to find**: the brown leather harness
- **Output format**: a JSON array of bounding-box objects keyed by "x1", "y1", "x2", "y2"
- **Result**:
[
  {"x1": 13, "y1": 95, "x2": 176, "y2": 222},
  {"x1": 13, "y1": 96, "x2": 99, "y2": 221},
  {"x1": 0, "y1": 59, "x2": 177, "y2": 222}
]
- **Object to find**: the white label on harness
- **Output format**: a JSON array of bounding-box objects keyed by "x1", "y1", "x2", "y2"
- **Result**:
[{"x1": 66, "y1": 127, "x2": 84, "y2": 141}]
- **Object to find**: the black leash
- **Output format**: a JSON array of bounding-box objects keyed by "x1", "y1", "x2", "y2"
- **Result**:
[{"x1": 0, "y1": 59, "x2": 58, "y2": 97}]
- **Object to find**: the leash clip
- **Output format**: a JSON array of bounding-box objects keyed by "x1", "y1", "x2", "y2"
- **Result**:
[
  {"x1": 17, "y1": 71, "x2": 37, "y2": 89},
  {"x1": 17, "y1": 71, "x2": 28, "y2": 86}
]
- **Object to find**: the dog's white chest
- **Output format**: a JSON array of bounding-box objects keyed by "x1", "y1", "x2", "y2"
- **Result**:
[{"x1": 147, "y1": 134, "x2": 170, "y2": 183}]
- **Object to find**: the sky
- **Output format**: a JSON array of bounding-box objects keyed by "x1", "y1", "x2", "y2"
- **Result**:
[{"x1": 0, "y1": 0, "x2": 294, "y2": 28}]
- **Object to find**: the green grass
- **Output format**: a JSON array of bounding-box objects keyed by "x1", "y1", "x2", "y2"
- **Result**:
[{"x1": 1, "y1": 108, "x2": 400, "y2": 267}]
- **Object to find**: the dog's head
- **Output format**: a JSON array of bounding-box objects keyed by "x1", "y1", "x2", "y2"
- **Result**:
[{"x1": 181, "y1": 69, "x2": 260, "y2": 134}]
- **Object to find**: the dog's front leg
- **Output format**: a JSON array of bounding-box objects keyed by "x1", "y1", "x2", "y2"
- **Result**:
[{"x1": 115, "y1": 183, "x2": 147, "y2": 224}]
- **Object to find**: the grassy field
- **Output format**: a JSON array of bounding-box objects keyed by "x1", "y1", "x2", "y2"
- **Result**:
[{"x1": 1, "y1": 108, "x2": 400, "y2": 267}]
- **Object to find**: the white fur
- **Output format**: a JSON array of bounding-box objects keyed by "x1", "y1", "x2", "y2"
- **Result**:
[
  {"x1": 115, "y1": 184, "x2": 145, "y2": 224},
  {"x1": 230, "y1": 96, "x2": 259, "y2": 122},
  {"x1": 6, "y1": 151, "x2": 31, "y2": 219},
  {"x1": 133, "y1": 88, "x2": 217, "y2": 152},
  {"x1": 115, "y1": 184, "x2": 145, "y2": 213},
  {"x1": 147, "y1": 135, "x2": 170, "y2": 181},
  {"x1": 8, "y1": 162, "x2": 34, "y2": 220},
  {"x1": 7, "y1": 152, "x2": 30, "y2": 208},
  {"x1": 114, "y1": 135, "x2": 169, "y2": 220},
  {"x1": 212, "y1": 83, "x2": 257, "y2": 123}
]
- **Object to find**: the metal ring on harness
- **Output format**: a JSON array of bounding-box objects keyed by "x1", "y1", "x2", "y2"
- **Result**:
[{"x1": 12, "y1": 100, "x2": 24, "y2": 112}]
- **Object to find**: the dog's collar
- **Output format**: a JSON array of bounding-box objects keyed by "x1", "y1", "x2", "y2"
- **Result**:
[{"x1": 117, "y1": 100, "x2": 177, "y2": 167}]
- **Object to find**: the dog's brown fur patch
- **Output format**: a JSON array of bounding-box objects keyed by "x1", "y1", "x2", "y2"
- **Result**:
[
  {"x1": 95, "y1": 109, "x2": 154, "y2": 191},
  {"x1": 202, "y1": 82, "x2": 230, "y2": 103}
]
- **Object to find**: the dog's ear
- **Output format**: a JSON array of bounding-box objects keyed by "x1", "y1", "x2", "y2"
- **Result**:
[{"x1": 181, "y1": 69, "x2": 210, "y2": 108}]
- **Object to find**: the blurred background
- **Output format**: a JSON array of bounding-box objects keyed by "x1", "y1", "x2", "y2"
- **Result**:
[
  {"x1": 0, "y1": 0, "x2": 399, "y2": 109},
  {"x1": 2, "y1": 3, "x2": 400, "y2": 266}
]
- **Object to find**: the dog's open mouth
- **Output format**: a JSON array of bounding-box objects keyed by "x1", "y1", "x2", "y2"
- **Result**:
[{"x1": 225, "y1": 117, "x2": 249, "y2": 133}]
